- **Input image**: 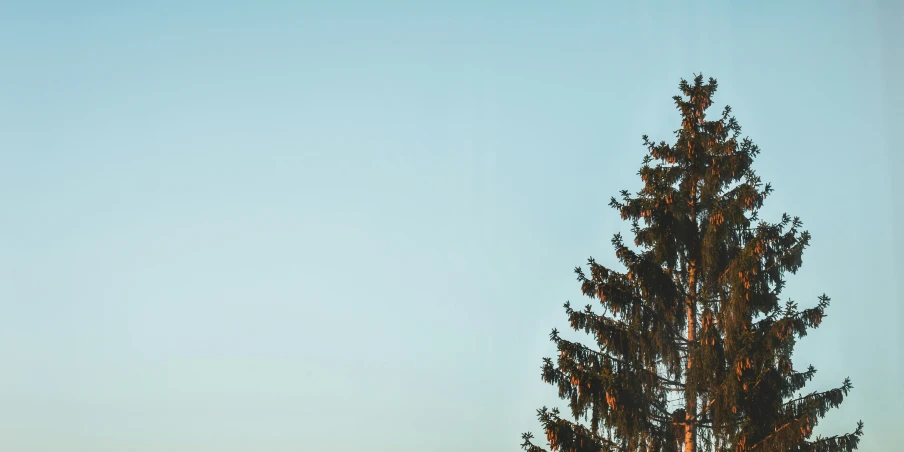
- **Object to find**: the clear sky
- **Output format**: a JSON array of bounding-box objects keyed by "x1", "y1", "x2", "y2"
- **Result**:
[{"x1": 1, "y1": 1, "x2": 901, "y2": 451}]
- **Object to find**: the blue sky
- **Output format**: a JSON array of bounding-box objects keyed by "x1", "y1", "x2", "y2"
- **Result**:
[{"x1": 0, "y1": 1, "x2": 901, "y2": 451}]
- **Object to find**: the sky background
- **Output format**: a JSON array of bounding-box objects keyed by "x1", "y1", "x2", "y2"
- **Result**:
[{"x1": 1, "y1": 1, "x2": 902, "y2": 451}]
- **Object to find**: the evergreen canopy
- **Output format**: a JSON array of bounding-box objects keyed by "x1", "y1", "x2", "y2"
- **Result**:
[{"x1": 521, "y1": 75, "x2": 863, "y2": 452}]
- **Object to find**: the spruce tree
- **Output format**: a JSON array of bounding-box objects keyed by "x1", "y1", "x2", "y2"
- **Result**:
[{"x1": 521, "y1": 75, "x2": 863, "y2": 452}]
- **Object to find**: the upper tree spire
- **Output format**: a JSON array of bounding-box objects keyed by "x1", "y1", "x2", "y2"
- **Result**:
[{"x1": 521, "y1": 75, "x2": 863, "y2": 452}]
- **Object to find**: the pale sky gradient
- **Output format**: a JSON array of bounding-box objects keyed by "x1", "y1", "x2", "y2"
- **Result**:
[{"x1": 1, "y1": 1, "x2": 902, "y2": 451}]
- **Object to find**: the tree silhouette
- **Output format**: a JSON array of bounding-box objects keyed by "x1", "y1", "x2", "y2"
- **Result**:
[{"x1": 521, "y1": 75, "x2": 863, "y2": 452}]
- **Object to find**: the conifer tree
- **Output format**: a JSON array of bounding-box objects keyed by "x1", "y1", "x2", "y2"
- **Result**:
[{"x1": 521, "y1": 75, "x2": 863, "y2": 452}]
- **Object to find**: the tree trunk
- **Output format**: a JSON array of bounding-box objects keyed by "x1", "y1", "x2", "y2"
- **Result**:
[
  {"x1": 685, "y1": 178, "x2": 698, "y2": 452},
  {"x1": 685, "y1": 261, "x2": 697, "y2": 452}
]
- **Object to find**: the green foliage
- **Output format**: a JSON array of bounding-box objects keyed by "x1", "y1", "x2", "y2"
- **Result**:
[{"x1": 522, "y1": 75, "x2": 862, "y2": 452}]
